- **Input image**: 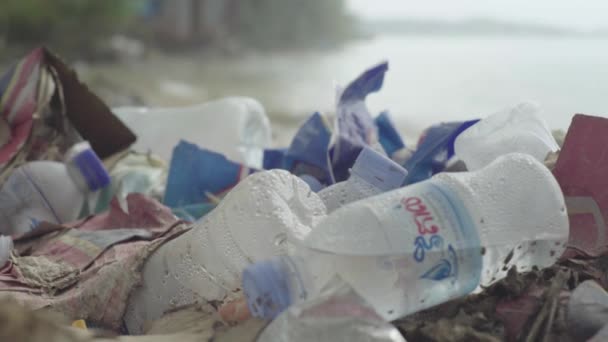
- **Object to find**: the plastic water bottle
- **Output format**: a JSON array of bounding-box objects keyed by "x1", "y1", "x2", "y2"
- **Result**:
[
  {"x1": 318, "y1": 147, "x2": 407, "y2": 212},
  {"x1": 242, "y1": 153, "x2": 569, "y2": 321},
  {"x1": 124, "y1": 169, "x2": 326, "y2": 334},
  {"x1": 113, "y1": 97, "x2": 272, "y2": 168},
  {"x1": 0, "y1": 142, "x2": 110, "y2": 236},
  {"x1": 454, "y1": 102, "x2": 559, "y2": 170}
]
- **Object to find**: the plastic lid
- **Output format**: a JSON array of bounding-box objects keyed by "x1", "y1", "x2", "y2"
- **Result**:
[
  {"x1": 299, "y1": 174, "x2": 325, "y2": 193},
  {"x1": 242, "y1": 257, "x2": 292, "y2": 320},
  {"x1": 65, "y1": 142, "x2": 111, "y2": 192},
  {"x1": 350, "y1": 147, "x2": 408, "y2": 191}
]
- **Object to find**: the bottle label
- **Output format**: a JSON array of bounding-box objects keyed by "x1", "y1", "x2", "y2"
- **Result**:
[
  {"x1": 376, "y1": 182, "x2": 482, "y2": 298},
  {"x1": 304, "y1": 181, "x2": 483, "y2": 318}
]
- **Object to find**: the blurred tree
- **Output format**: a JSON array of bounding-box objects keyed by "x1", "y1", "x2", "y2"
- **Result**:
[
  {"x1": 0, "y1": 0, "x2": 141, "y2": 55},
  {"x1": 0, "y1": 0, "x2": 356, "y2": 58},
  {"x1": 234, "y1": 0, "x2": 356, "y2": 49}
]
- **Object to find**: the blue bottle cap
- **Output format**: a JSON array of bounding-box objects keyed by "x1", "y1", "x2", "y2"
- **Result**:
[
  {"x1": 242, "y1": 257, "x2": 292, "y2": 320},
  {"x1": 66, "y1": 142, "x2": 111, "y2": 192},
  {"x1": 299, "y1": 174, "x2": 325, "y2": 193},
  {"x1": 350, "y1": 147, "x2": 408, "y2": 191}
]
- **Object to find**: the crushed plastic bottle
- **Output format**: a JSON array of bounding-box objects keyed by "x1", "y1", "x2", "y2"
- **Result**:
[
  {"x1": 124, "y1": 169, "x2": 326, "y2": 334},
  {"x1": 318, "y1": 147, "x2": 407, "y2": 212},
  {"x1": 113, "y1": 97, "x2": 272, "y2": 168},
  {"x1": 454, "y1": 102, "x2": 559, "y2": 171},
  {"x1": 258, "y1": 276, "x2": 407, "y2": 342},
  {"x1": 0, "y1": 142, "x2": 110, "y2": 236},
  {"x1": 243, "y1": 153, "x2": 569, "y2": 321}
]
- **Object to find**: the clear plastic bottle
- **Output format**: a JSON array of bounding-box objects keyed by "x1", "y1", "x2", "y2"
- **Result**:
[
  {"x1": 243, "y1": 153, "x2": 569, "y2": 321},
  {"x1": 318, "y1": 147, "x2": 408, "y2": 212},
  {"x1": 124, "y1": 169, "x2": 326, "y2": 334},
  {"x1": 0, "y1": 142, "x2": 110, "y2": 236},
  {"x1": 454, "y1": 102, "x2": 559, "y2": 170},
  {"x1": 113, "y1": 97, "x2": 272, "y2": 168}
]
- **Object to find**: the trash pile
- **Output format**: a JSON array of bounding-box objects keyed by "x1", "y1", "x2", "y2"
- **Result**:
[{"x1": 0, "y1": 48, "x2": 607, "y2": 342}]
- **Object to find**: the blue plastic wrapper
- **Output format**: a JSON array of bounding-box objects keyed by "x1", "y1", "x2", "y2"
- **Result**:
[
  {"x1": 404, "y1": 119, "x2": 479, "y2": 185},
  {"x1": 164, "y1": 140, "x2": 257, "y2": 213},
  {"x1": 284, "y1": 112, "x2": 333, "y2": 184},
  {"x1": 375, "y1": 111, "x2": 405, "y2": 157},
  {"x1": 263, "y1": 112, "x2": 333, "y2": 186},
  {"x1": 330, "y1": 61, "x2": 387, "y2": 181},
  {"x1": 263, "y1": 148, "x2": 287, "y2": 170}
]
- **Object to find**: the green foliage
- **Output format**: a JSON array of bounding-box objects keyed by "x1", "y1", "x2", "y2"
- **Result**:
[
  {"x1": 0, "y1": 0, "x2": 140, "y2": 49},
  {"x1": 235, "y1": 0, "x2": 356, "y2": 49},
  {"x1": 0, "y1": 0, "x2": 355, "y2": 55}
]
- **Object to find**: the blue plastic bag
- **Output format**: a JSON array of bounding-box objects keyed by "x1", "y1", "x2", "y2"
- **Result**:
[
  {"x1": 164, "y1": 140, "x2": 257, "y2": 212},
  {"x1": 263, "y1": 112, "x2": 333, "y2": 186},
  {"x1": 330, "y1": 61, "x2": 388, "y2": 181},
  {"x1": 284, "y1": 112, "x2": 333, "y2": 184},
  {"x1": 375, "y1": 111, "x2": 405, "y2": 157},
  {"x1": 404, "y1": 119, "x2": 479, "y2": 185}
]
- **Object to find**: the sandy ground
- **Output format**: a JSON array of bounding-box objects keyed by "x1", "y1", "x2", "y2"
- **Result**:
[{"x1": 0, "y1": 298, "x2": 266, "y2": 342}]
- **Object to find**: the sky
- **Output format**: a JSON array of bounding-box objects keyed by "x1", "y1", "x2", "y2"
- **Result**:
[{"x1": 348, "y1": 0, "x2": 608, "y2": 31}]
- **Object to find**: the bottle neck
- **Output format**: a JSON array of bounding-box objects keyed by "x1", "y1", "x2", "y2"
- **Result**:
[{"x1": 64, "y1": 142, "x2": 111, "y2": 192}]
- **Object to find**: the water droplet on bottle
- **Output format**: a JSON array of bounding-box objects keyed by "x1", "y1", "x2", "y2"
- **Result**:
[{"x1": 274, "y1": 233, "x2": 287, "y2": 247}]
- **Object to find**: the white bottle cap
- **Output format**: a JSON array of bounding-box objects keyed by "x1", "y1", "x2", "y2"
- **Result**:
[{"x1": 350, "y1": 147, "x2": 408, "y2": 191}]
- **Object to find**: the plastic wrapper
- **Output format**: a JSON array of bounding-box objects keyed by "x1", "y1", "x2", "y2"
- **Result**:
[
  {"x1": 404, "y1": 119, "x2": 478, "y2": 184},
  {"x1": 330, "y1": 62, "x2": 387, "y2": 182},
  {"x1": 163, "y1": 140, "x2": 257, "y2": 219},
  {"x1": 375, "y1": 111, "x2": 406, "y2": 158},
  {"x1": 0, "y1": 47, "x2": 135, "y2": 187}
]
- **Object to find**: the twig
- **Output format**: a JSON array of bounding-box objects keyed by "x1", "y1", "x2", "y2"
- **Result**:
[
  {"x1": 524, "y1": 270, "x2": 569, "y2": 342},
  {"x1": 541, "y1": 297, "x2": 559, "y2": 342}
]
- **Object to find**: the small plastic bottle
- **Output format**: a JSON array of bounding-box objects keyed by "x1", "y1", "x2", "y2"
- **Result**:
[
  {"x1": 318, "y1": 147, "x2": 408, "y2": 212},
  {"x1": 0, "y1": 142, "x2": 110, "y2": 236}
]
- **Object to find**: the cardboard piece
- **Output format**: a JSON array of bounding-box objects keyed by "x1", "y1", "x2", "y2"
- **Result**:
[
  {"x1": 553, "y1": 114, "x2": 608, "y2": 257},
  {"x1": 44, "y1": 50, "x2": 136, "y2": 158}
]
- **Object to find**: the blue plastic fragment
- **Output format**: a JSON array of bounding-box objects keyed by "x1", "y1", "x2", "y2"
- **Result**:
[
  {"x1": 331, "y1": 61, "x2": 388, "y2": 181},
  {"x1": 404, "y1": 119, "x2": 479, "y2": 185},
  {"x1": 375, "y1": 111, "x2": 405, "y2": 156}
]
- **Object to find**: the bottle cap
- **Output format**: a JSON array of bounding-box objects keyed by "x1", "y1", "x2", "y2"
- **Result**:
[
  {"x1": 242, "y1": 257, "x2": 292, "y2": 320},
  {"x1": 299, "y1": 174, "x2": 325, "y2": 193},
  {"x1": 65, "y1": 142, "x2": 111, "y2": 192},
  {"x1": 351, "y1": 147, "x2": 408, "y2": 191}
]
